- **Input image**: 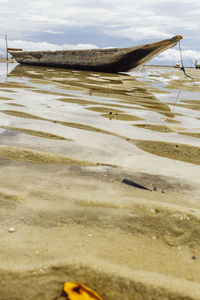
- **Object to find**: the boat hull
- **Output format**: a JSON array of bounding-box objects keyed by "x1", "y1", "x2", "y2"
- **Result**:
[{"x1": 8, "y1": 36, "x2": 182, "y2": 73}]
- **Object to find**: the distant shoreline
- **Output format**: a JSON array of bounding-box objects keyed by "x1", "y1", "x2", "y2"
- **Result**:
[{"x1": 147, "y1": 64, "x2": 195, "y2": 69}]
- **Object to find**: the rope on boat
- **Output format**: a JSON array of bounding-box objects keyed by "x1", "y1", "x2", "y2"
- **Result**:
[{"x1": 178, "y1": 41, "x2": 193, "y2": 79}]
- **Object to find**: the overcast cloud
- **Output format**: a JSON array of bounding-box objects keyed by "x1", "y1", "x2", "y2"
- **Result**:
[{"x1": 0, "y1": 0, "x2": 200, "y2": 66}]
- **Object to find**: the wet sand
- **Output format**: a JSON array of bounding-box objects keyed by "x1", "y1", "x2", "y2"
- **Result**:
[{"x1": 0, "y1": 64, "x2": 200, "y2": 299}]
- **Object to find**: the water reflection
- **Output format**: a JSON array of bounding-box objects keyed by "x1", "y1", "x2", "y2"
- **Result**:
[
  {"x1": 8, "y1": 64, "x2": 173, "y2": 119},
  {"x1": 0, "y1": 63, "x2": 16, "y2": 82}
]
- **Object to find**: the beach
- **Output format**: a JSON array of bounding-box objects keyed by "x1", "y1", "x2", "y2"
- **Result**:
[{"x1": 0, "y1": 63, "x2": 200, "y2": 299}]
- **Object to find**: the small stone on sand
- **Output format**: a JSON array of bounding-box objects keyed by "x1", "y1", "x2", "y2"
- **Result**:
[{"x1": 8, "y1": 227, "x2": 16, "y2": 233}]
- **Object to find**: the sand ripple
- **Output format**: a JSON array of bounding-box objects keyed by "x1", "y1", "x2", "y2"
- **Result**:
[{"x1": 0, "y1": 145, "x2": 96, "y2": 165}]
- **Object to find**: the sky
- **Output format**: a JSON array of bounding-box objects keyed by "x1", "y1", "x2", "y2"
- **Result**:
[{"x1": 0, "y1": 0, "x2": 200, "y2": 66}]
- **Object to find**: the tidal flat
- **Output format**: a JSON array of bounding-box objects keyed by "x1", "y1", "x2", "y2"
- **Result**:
[{"x1": 0, "y1": 63, "x2": 200, "y2": 299}]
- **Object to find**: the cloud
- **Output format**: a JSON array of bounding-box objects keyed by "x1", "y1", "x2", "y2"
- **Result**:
[
  {"x1": 0, "y1": 38, "x2": 98, "y2": 52},
  {"x1": 1, "y1": 0, "x2": 198, "y2": 39},
  {"x1": 156, "y1": 48, "x2": 200, "y2": 62},
  {"x1": 105, "y1": 26, "x2": 171, "y2": 41}
]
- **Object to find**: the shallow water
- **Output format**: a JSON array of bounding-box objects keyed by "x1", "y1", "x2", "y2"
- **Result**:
[
  {"x1": 0, "y1": 63, "x2": 200, "y2": 167},
  {"x1": 1, "y1": 63, "x2": 200, "y2": 300}
]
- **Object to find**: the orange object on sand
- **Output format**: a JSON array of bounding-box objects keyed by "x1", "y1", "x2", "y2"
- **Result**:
[{"x1": 63, "y1": 282, "x2": 104, "y2": 300}]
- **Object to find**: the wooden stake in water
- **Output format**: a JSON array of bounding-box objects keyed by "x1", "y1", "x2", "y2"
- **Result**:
[{"x1": 5, "y1": 35, "x2": 8, "y2": 61}]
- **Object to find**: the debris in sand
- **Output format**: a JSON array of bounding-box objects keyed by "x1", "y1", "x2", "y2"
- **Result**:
[
  {"x1": 8, "y1": 227, "x2": 16, "y2": 233},
  {"x1": 192, "y1": 256, "x2": 197, "y2": 260},
  {"x1": 63, "y1": 282, "x2": 103, "y2": 300},
  {"x1": 122, "y1": 178, "x2": 152, "y2": 191}
]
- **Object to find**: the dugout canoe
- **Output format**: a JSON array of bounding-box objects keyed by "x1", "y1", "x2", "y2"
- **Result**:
[{"x1": 8, "y1": 35, "x2": 182, "y2": 73}]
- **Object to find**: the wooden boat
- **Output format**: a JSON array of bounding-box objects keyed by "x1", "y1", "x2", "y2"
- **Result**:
[
  {"x1": 8, "y1": 35, "x2": 182, "y2": 73},
  {"x1": 174, "y1": 63, "x2": 181, "y2": 68}
]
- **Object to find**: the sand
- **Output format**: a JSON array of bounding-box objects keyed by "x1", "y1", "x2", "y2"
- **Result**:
[
  {"x1": 1, "y1": 162, "x2": 200, "y2": 300},
  {"x1": 0, "y1": 64, "x2": 200, "y2": 299}
]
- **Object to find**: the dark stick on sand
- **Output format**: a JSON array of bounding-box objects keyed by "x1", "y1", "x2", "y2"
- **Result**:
[{"x1": 122, "y1": 178, "x2": 152, "y2": 191}]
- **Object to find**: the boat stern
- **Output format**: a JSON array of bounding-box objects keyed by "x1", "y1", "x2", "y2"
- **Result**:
[
  {"x1": 7, "y1": 48, "x2": 22, "y2": 60},
  {"x1": 7, "y1": 48, "x2": 23, "y2": 54}
]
